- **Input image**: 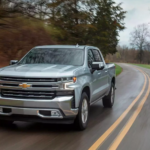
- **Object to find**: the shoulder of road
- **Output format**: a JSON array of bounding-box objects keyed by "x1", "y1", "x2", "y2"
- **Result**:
[
  {"x1": 131, "y1": 63, "x2": 150, "y2": 69},
  {"x1": 115, "y1": 64, "x2": 123, "y2": 76}
]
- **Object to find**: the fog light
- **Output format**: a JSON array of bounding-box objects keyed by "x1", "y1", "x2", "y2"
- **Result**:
[
  {"x1": 51, "y1": 111, "x2": 60, "y2": 116},
  {"x1": 39, "y1": 110, "x2": 51, "y2": 116}
]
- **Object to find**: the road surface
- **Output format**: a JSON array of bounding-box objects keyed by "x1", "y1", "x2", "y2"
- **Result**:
[{"x1": 0, "y1": 63, "x2": 150, "y2": 150}]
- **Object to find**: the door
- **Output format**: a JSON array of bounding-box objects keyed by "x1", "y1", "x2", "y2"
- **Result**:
[
  {"x1": 88, "y1": 49, "x2": 102, "y2": 102},
  {"x1": 92, "y1": 49, "x2": 109, "y2": 97}
]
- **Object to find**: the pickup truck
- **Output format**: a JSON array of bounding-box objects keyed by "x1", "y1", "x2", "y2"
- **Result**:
[{"x1": 0, "y1": 45, "x2": 115, "y2": 130}]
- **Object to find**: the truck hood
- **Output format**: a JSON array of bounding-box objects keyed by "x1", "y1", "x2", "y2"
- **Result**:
[{"x1": 0, "y1": 64, "x2": 82, "y2": 77}]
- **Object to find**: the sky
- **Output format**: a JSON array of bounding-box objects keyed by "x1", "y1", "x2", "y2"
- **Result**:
[{"x1": 115, "y1": 0, "x2": 150, "y2": 46}]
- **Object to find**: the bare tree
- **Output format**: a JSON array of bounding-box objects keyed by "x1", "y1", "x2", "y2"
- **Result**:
[
  {"x1": 130, "y1": 24, "x2": 150, "y2": 63},
  {"x1": 145, "y1": 42, "x2": 150, "y2": 51}
]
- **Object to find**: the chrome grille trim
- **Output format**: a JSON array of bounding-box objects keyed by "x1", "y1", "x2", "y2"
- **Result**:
[
  {"x1": 0, "y1": 77, "x2": 60, "y2": 82},
  {"x1": 0, "y1": 80, "x2": 60, "y2": 89},
  {"x1": 0, "y1": 84, "x2": 19, "y2": 87},
  {"x1": 0, "y1": 86, "x2": 61, "y2": 91},
  {"x1": 0, "y1": 84, "x2": 59, "y2": 88},
  {"x1": 1, "y1": 89, "x2": 56, "y2": 99},
  {"x1": 2, "y1": 90, "x2": 55, "y2": 95}
]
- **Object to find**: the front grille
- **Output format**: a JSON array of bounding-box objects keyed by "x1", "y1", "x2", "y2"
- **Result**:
[
  {"x1": 0, "y1": 77, "x2": 60, "y2": 82},
  {"x1": 1, "y1": 84, "x2": 19, "y2": 87},
  {"x1": 32, "y1": 85, "x2": 59, "y2": 88},
  {"x1": 0, "y1": 84, "x2": 59, "y2": 88},
  {"x1": 1, "y1": 89, "x2": 56, "y2": 99}
]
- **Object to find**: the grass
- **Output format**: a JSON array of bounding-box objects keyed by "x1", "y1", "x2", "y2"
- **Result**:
[
  {"x1": 115, "y1": 64, "x2": 123, "y2": 76},
  {"x1": 131, "y1": 64, "x2": 150, "y2": 69}
]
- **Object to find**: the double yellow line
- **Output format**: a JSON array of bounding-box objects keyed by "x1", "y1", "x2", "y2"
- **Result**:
[{"x1": 89, "y1": 67, "x2": 150, "y2": 150}]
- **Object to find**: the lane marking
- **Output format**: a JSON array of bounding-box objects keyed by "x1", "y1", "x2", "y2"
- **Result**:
[
  {"x1": 89, "y1": 68, "x2": 147, "y2": 150},
  {"x1": 109, "y1": 73, "x2": 150, "y2": 150}
]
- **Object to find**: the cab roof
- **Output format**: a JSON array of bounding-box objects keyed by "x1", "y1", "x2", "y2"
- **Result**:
[{"x1": 35, "y1": 45, "x2": 98, "y2": 50}]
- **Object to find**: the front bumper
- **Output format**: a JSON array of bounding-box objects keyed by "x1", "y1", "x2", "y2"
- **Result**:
[
  {"x1": 0, "y1": 96, "x2": 78, "y2": 123},
  {"x1": 0, "y1": 115, "x2": 75, "y2": 124}
]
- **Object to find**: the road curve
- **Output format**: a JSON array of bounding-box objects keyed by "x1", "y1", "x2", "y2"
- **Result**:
[{"x1": 0, "y1": 64, "x2": 149, "y2": 150}]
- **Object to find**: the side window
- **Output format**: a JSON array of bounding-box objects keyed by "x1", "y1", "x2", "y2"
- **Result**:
[
  {"x1": 92, "y1": 49, "x2": 103, "y2": 62},
  {"x1": 88, "y1": 49, "x2": 95, "y2": 68}
]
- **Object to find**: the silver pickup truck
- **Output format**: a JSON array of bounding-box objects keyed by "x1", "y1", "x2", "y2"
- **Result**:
[{"x1": 0, "y1": 45, "x2": 115, "y2": 130}]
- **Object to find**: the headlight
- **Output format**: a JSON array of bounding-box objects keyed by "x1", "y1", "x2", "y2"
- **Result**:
[
  {"x1": 58, "y1": 77, "x2": 77, "y2": 89},
  {"x1": 64, "y1": 82, "x2": 74, "y2": 89},
  {"x1": 58, "y1": 77, "x2": 77, "y2": 83}
]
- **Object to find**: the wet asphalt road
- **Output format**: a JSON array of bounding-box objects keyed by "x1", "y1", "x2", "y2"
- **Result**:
[{"x1": 0, "y1": 63, "x2": 150, "y2": 150}]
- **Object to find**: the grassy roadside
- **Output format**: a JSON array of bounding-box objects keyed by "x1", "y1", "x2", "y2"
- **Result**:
[
  {"x1": 115, "y1": 64, "x2": 123, "y2": 76},
  {"x1": 131, "y1": 64, "x2": 150, "y2": 69}
]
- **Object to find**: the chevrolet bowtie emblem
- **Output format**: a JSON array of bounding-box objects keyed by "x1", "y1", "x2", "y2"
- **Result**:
[{"x1": 19, "y1": 83, "x2": 31, "y2": 88}]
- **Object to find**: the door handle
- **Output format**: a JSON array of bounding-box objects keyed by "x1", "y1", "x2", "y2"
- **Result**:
[
  {"x1": 105, "y1": 71, "x2": 108, "y2": 73},
  {"x1": 98, "y1": 73, "x2": 101, "y2": 75}
]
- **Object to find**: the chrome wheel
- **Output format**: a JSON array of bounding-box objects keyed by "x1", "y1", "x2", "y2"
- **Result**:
[
  {"x1": 81, "y1": 99, "x2": 88, "y2": 124},
  {"x1": 111, "y1": 87, "x2": 115, "y2": 104}
]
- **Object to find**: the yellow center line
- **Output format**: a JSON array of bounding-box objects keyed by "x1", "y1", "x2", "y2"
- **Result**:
[
  {"x1": 109, "y1": 73, "x2": 150, "y2": 150},
  {"x1": 89, "y1": 67, "x2": 147, "y2": 150}
]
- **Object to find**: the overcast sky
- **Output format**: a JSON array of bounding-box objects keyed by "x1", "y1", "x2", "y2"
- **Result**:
[{"x1": 115, "y1": 0, "x2": 150, "y2": 46}]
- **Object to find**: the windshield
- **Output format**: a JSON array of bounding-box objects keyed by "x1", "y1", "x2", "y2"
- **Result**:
[{"x1": 19, "y1": 48, "x2": 84, "y2": 66}]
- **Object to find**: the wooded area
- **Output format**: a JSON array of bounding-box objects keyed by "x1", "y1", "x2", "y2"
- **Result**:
[
  {"x1": 107, "y1": 47, "x2": 150, "y2": 64},
  {"x1": 107, "y1": 24, "x2": 150, "y2": 64},
  {"x1": 0, "y1": 0, "x2": 126, "y2": 65}
]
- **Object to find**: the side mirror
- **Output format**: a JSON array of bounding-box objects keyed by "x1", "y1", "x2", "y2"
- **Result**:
[
  {"x1": 91, "y1": 62, "x2": 104, "y2": 73},
  {"x1": 10, "y1": 60, "x2": 18, "y2": 65}
]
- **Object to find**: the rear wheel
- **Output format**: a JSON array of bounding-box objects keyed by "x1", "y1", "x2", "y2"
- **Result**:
[
  {"x1": 102, "y1": 83, "x2": 115, "y2": 108},
  {"x1": 74, "y1": 92, "x2": 89, "y2": 131}
]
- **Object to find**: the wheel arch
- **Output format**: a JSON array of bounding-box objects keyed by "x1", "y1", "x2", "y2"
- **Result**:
[
  {"x1": 111, "y1": 77, "x2": 116, "y2": 85},
  {"x1": 81, "y1": 85, "x2": 91, "y2": 102}
]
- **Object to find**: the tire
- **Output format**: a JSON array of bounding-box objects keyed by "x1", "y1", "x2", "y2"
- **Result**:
[
  {"x1": 102, "y1": 83, "x2": 115, "y2": 108},
  {"x1": 74, "y1": 92, "x2": 89, "y2": 131}
]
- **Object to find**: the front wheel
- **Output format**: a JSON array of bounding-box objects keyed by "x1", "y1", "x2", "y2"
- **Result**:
[
  {"x1": 74, "y1": 92, "x2": 89, "y2": 131},
  {"x1": 102, "y1": 83, "x2": 115, "y2": 108}
]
